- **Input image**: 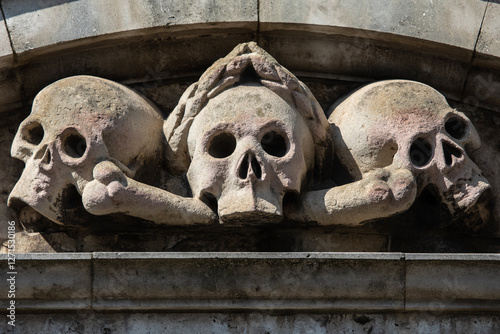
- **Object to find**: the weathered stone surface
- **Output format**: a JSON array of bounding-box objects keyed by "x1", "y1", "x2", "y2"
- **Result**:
[
  {"x1": 164, "y1": 42, "x2": 330, "y2": 224},
  {"x1": 6, "y1": 43, "x2": 492, "y2": 242},
  {"x1": 463, "y1": 2, "x2": 500, "y2": 114},
  {"x1": 0, "y1": 69, "x2": 22, "y2": 112},
  {"x1": 2, "y1": 0, "x2": 257, "y2": 57},
  {"x1": 18, "y1": 34, "x2": 254, "y2": 107},
  {"x1": 0, "y1": 3, "x2": 497, "y2": 332},
  {"x1": 463, "y1": 68, "x2": 500, "y2": 114},
  {"x1": 9, "y1": 76, "x2": 167, "y2": 225},
  {"x1": 2, "y1": 312, "x2": 499, "y2": 334},
  {"x1": 329, "y1": 80, "x2": 490, "y2": 216},
  {"x1": 465, "y1": 106, "x2": 500, "y2": 236},
  {"x1": 295, "y1": 166, "x2": 417, "y2": 226},
  {"x1": 187, "y1": 85, "x2": 314, "y2": 222},
  {"x1": 0, "y1": 10, "x2": 13, "y2": 67},
  {"x1": 93, "y1": 252, "x2": 404, "y2": 311},
  {"x1": 259, "y1": 33, "x2": 472, "y2": 102},
  {"x1": 0, "y1": 253, "x2": 92, "y2": 311},
  {"x1": 406, "y1": 253, "x2": 500, "y2": 311},
  {"x1": 1, "y1": 225, "x2": 393, "y2": 253},
  {"x1": 2, "y1": 252, "x2": 500, "y2": 316},
  {"x1": 259, "y1": 0, "x2": 488, "y2": 101},
  {"x1": 260, "y1": 0, "x2": 487, "y2": 51},
  {"x1": 476, "y1": 3, "x2": 500, "y2": 61},
  {"x1": 296, "y1": 230, "x2": 389, "y2": 252},
  {"x1": 0, "y1": 118, "x2": 22, "y2": 243}
]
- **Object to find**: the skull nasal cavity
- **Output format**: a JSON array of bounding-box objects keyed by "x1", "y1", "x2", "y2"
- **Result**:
[
  {"x1": 208, "y1": 132, "x2": 236, "y2": 158},
  {"x1": 443, "y1": 142, "x2": 462, "y2": 166},
  {"x1": 34, "y1": 145, "x2": 51, "y2": 164},
  {"x1": 238, "y1": 153, "x2": 262, "y2": 180}
]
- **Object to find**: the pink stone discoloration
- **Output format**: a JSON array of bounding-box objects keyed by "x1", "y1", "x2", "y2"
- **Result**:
[
  {"x1": 165, "y1": 42, "x2": 332, "y2": 224},
  {"x1": 187, "y1": 85, "x2": 315, "y2": 223},
  {"x1": 9, "y1": 75, "x2": 164, "y2": 225},
  {"x1": 330, "y1": 80, "x2": 489, "y2": 215}
]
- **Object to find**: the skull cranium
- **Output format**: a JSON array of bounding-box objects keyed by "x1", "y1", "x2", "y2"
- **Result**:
[
  {"x1": 330, "y1": 80, "x2": 490, "y2": 214},
  {"x1": 186, "y1": 84, "x2": 315, "y2": 223},
  {"x1": 9, "y1": 76, "x2": 164, "y2": 225}
]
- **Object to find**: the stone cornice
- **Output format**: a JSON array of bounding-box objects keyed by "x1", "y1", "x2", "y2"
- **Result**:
[{"x1": 1, "y1": 252, "x2": 499, "y2": 313}]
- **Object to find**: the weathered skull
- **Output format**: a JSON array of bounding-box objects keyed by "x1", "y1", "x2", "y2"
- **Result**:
[
  {"x1": 187, "y1": 84, "x2": 315, "y2": 223},
  {"x1": 9, "y1": 76, "x2": 164, "y2": 225},
  {"x1": 330, "y1": 80, "x2": 490, "y2": 214}
]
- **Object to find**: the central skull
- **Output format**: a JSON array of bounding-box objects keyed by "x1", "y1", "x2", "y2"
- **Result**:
[{"x1": 187, "y1": 84, "x2": 314, "y2": 223}]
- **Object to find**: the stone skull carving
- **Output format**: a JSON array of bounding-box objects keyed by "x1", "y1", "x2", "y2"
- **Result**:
[
  {"x1": 164, "y1": 41, "x2": 331, "y2": 224},
  {"x1": 187, "y1": 84, "x2": 315, "y2": 223},
  {"x1": 330, "y1": 80, "x2": 490, "y2": 214},
  {"x1": 9, "y1": 76, "x2": 164, "y2": 225}
]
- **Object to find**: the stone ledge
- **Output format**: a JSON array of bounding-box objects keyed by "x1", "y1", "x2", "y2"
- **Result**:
[
  {"x1": 1, "y1": 312, "x2": 499, "y2": 334},
  {"x1": 260, "y1": 0, "x2": 487, "y2": 52},
  {"x1": 2, "y1": 0, "x2": 258, "y2": 58},
  {"x1": 476, "y1": 2, "x2": 500, "y2": 62},
  {"x1": 406, "y1": 253, "x2": 500, "y2": 312},
  {"x1": 1, "y1": 252, "x2": 499, "y2": 313}
]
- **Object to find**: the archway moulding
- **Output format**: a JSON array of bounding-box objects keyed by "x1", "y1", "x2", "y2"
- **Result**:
[{"x1": 0, "y1": 0, "x2": 498, "y2": 113}]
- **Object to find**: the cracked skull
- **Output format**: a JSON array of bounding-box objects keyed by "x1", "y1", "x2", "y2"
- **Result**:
[
  {"x1": 187, "y1": 84, "x2": 315, "y2": 223},
  {"x1": 9, "y1": 76, "x2": 164, "y2": 225},
  {"x1": 330, "y1": 80, "x2": 490, "y2": 214}
]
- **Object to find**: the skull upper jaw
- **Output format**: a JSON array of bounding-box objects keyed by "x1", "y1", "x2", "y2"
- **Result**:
[
  {"x1": 8, "y1": 162, "x2": 70, "y2": 225},
  {"x1": 191, "y1": 163, "x2": 287, "y2": 225},
  {"x1": 217, "y1": 182, "x2": 284, "y2": 224},
  {"x1": 437, "y1": 160, "x2": 490, "y2": 214}
]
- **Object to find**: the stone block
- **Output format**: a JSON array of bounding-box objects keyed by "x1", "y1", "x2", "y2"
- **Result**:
[
  {"x1": 405, "y1": 254, "x2": 500, "y2": 312},
  {"x1": 0, "y1": 11, "x2": 13, "y2": 67},
  {"x1": 4, "y1": 312, "x2": 500, "y2": 334},
  {"x1": 463, "y1": 3, "x2": 500, "y2": 113},
  {"x1": 260, "y1": 0, "x2": 486, "y2": 51},
  {"x1": 297, "y1": 231, "x2": 388, "y2": 252},
  {"x1": 0, "y1": 253, "x2": 92, "y2": 311},
  {"x1": 259, "y1": 0, "x2": 488, "y2": 100},
  {"x1": 476, "y1": 3, "x2": 500, "y2": 61},
  {"x1": 93, "y1": 252, "x2": 405, "y2": 311},
  {"x1": 2, "y1": 0, "x2": 257, "y2": 57}
]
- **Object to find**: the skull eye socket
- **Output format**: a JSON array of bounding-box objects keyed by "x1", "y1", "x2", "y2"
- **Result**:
[
  {"x1": 445, "y1": 116, "x2": 467, "y2": 140},
  {"x1": 261, "y1": 131, "x2": 287, "y2": 157},
  {"x1": 208, "y1": 132, "x2": 236, "y2": 158},
  {"x1": 410, "y1": 138, "x2": 433, "y2": 167},
  {"x1": 62, "y1": 129, "x2": 87, "y2": 158},
  {"x1": 22, "y1": 122, "x2": 44, "y2": 145}
]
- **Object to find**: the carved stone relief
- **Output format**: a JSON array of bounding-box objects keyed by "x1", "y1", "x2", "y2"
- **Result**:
[
  {"x1": 9, "y1": 76, "x2": 165, "y2": 225},
  {"x1": 8, "y1": 42, "x2": 490, "y2": 235},
  {"x1": 329, "y1": 80, "x2": 490, "y2": 216}
]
